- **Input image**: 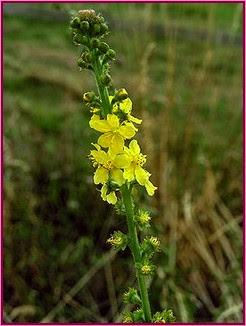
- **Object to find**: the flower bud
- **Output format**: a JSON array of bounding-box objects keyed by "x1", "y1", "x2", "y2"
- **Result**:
[
  {"x1": 70, "y1": 17, "x2": 80, "y2": 28},
  {"x1": 83, "y1": 91, "x2": 95, "y2": 103},
  {"x1": 100, "y1": 23, "x2": 109, "y2": 33},
  {"x1": 82, "y1": 52, "x2": 92, "y2": 63},
  {"x1": 77, "y1": 58, "x2": 87, "y2": 69},
  {"x1": 152, "y1": 309, "x2": 175, "y2": 323},
  {"x1": 105, "y1": 49, "x2": 116, "y2": 61},
  {"x1": 80, "y1": 20, "x2": 90, "y2": 32},
  {"x1": 132, "y1": 309, "x2": 144, "y2": 322},
  {"x1": 73, "y1": 34, "x2": 88, "y2": 46},
  {"x1": 123, "y1": 288, "x2": 141, "y2": 305},
  {"x1": 122, "y1": 312, "x2": 133, "y2": 323},
  {"x1": 115, "y1": 88, "x2": 128, "y2": 101},
  {"x1": 91, "y1": 37, "x2": 100, "y2": 48},
  {"x1": 93, "y1": 23, "x2": 101, "y2": 34},
  {"x1": 99, "y1": 42, "x2": 109, "y2": 53},
  {"x1": 101, "y1": 73, "x2": 111, "y2": 86},
  {"x1": 107, "y1": 231, "x2": 128, "y2": 251}
]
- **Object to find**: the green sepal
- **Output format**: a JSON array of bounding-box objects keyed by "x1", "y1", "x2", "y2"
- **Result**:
[
  {"x1": 107, "y1": 231, "x2": 128, "y2": 251},
  {"x1": 152, "y1": 309, "x2": 176, "y2": 323},
  {"x1": 132, "y1": 308, "x2": 145, "y2": 322},
  {"x1": 123, "y1": 287, "x2": 142, "y2": 305}
]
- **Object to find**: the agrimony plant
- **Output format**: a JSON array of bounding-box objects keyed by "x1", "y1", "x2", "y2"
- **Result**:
[{"x1": 70, "y1": 9, "x2": 175, "y2": 323}]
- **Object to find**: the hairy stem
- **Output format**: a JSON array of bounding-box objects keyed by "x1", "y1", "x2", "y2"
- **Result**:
[
  {"x1": 93, "y1": 55, "x2": 111, "y2": 116},
  {"x1": 121, "y1": 183, "x2": 152, "y2": 322}
]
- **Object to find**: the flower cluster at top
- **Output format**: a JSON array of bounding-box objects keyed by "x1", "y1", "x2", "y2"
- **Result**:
[
  {"x1": 88, "y1": 89, "x2": 157, "y2": 204},
  {"x1": 70, "y1": 9, "x2": 157, "y2": 205}
]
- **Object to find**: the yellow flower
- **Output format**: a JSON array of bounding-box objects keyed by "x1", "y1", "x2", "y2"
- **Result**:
[
  {"x1": 101, "y1": 184, "x2": 117, "y2": 204},
  {"x1": 90, "y1": 144, "x2": 129, "y2": 185},
  {"x1": 111, "y1": 93, "x2": 142, "y2": 125},
  {"x1": 89, "y1": 114, "x2": 136, "y2": 153},
  {"x1": 123, "y1": 140, "x2": 157, "y2": 196}
]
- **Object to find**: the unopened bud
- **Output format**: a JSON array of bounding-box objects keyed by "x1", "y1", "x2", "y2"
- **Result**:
[
  {"x1": 100, "y1": 23, "x2": 109, "y2": 33},
  {"x1": 99, "y1": 42, "x2": 109, "y2": 53},
  {"x1": 115, "y1": 88, "x2": 128, "y2": 101},
  {"x1": 101, "y1": 73, "x2": 111, "y2": 86},
  {"x1": 73, "y1": 34, "x2": 88, "y2": 46},
  {"x1": 91, "y1": 38, "x2": 100, "y2": 48},
  {"x1": 77, "y1": 58, "x2": 87, "y2": 69},
  {"x1": 93, "y1": 23, "x2": 101, "y2": 34},
  {"x1": 70, "y1": 17, "x2": 80, "y2": 28},
  {"x1": 106, "y1": 49, "x2": 116, "y2": 60},
  {"x1": 80, "y1": 20, "x2": 90, "y2": 32},
  {"x1": 83, "y1": 91, "x2": 95, "y2": 103}
]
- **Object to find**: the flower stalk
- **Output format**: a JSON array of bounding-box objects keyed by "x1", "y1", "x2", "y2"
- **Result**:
[
  {"x1": 121, "y1": 183, "x2": 152, "y2": 321},
  {"x1": 70, "y1": 9, "x2": 175, "y2": 323}
]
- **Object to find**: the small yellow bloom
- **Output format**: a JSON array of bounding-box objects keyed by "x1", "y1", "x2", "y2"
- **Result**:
[
  {"x1": 89, "y1": 114, "x2": 136, "y2": 153},
  {"x1": 123, "y1": 140, "x2": 157, "y2": 195},
  {"x1": 90, "y1": 144, "x2": 129, "y2": 185},
  {"x1": 112, "y1": 94, "x2": 142, "y2": 125},
  {"x1": 101, "y1": 184, "x2": 117, "y2": 204}
]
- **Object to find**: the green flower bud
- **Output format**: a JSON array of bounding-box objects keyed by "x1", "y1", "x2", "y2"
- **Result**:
[
  {"x1": 93, "y1": 23, "x2": 101, "y2": 34},
  {"x1": 132, "y1": 309, "x2": 144, "y2": 322},
  {"x1": 98, "y1": 14, "x2": 105, "y2": 24},
  {"x1": 73, "y1": 34, "x2": 88, "y2": 46},
  {"x1": 70, "y1": 17, "x2": 80, "y2": 28},
  {"x1": 123, "y1": 288, "x2": 141, "y2": 305},
  {"x1": 77, "y1": 58, "x2": 88, "y2": 69},
  {"x1": 91, "y1": 37, "x2": 100, "y2": 48},
  {"x1": 80, "y1": 20, "x2": 90, "y2": 32},
  {"x1": 83, "y1": 91, "x2": 95, "y2": 103},
  {"x1": 122, "y1": 312, "x2": 133, "y2": 323},
  {"x1": 152, "y1": 309, "x2": 176, "y2": 323},
  {"x1": 99, "y1": 42, "x2": 109, "y2": 53},
  {"x1": 82, "y1": 52, "x2": 92, "y2": 63},
  {"x1": 104, "y1": 49, "x2": 116, "y2": 61},
  {"x1": 101, "y1": 73, "x2": 111, "y2": 86},
  {"x1": 100, "y1": 23, "x2": 109, "y2": 34},
  {"x1": 107, "y1": 231, "x2": 128, "y2": 251}
]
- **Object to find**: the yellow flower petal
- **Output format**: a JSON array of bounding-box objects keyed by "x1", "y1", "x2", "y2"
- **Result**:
[
  {"x1": 110, "y1": 134, "x2": 124, "y2": 153},
  {"x1": 111, "y1": 169, "x2": 125, "y2": 186},
  {"x1": 129, "y1": 115, "x2": 142, "y2": 124},
  {"x1": 107, "y1": 191, "x2": 117, "y2": 205},
  {"x1": 123, "y1": 165, "x2": 135, "y2": 182},
  {"x1": 107, "y1": 114, "x2": 119, "y2": 129},
  {"x1": 90, "y1": 149, "x2": 108, "y2": 165},
  {"x1": 89, "y1": 115, "x2": 111, "y2": 133},
  {"x1": 145, "y1": 179, "x2": 157, "y2": 196},
  {"x1": 98, "y1": 132, "x2": 113, "y2": 148},
  {"x1": 135, "y1": 166, "x2": 149, "y2": 185},
  {"x1": 120, "y1": 98, "x2": 132, "y2": 114},
  {"x1": 113, "y1": 153, "x2": 131, "y2": 168},
  {"x1": 101, "y1": 184, "x2": 107, "y2": 201},
  {"x1": 129, "y1": 139, "x2": 141, "y2": 155},
  {"x1": 94, "y1": 167, "x2": 109, "y2": 184},
  {"x1": 118, "y1": 123, "x2": 136, "y2": 139}
]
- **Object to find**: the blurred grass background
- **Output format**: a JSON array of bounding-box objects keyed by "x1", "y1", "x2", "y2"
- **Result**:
[{"x1": 3, "y1": 2, "x2": 243, "y2": 323}]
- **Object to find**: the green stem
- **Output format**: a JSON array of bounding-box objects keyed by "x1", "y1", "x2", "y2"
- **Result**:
[
  {"x1": 91, "y1": 52, "x2": 151, "y2": 321},
  {"x1": 121, "y1": 183, "x2": 152, "y2": 322},
  {"x1": 93, "y1": 56, "x2": 111, "y2": 117}
]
